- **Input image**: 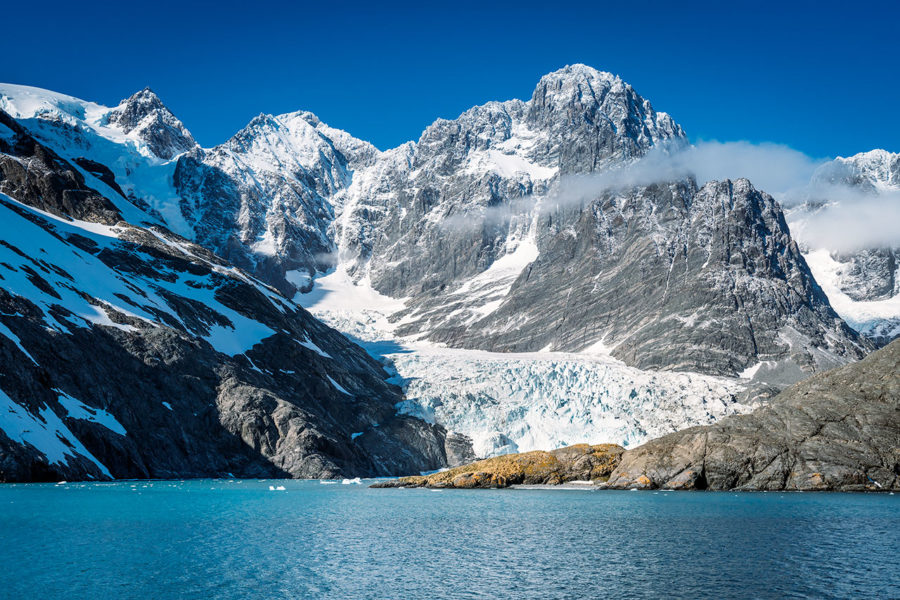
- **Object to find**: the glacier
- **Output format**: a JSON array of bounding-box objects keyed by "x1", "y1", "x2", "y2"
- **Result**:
[{"x1": 297, "y1": 270, "x2": 754, "y2": 458}]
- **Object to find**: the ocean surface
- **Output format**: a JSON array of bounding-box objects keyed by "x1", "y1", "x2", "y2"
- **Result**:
[{"x1": 0, "y1": 480, "x2": 897, "y2": 599}]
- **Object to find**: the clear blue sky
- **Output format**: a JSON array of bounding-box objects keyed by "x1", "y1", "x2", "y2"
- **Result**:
[{"x1": 4, "y1": 0, "x2": 898, "y2": 157}]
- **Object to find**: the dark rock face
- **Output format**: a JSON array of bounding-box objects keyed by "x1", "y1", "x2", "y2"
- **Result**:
[
  {"x1": 0, "y1": 117, "x2": 462, "y2": 483},
  {"x1": 399, "y1": 178, "x2": 867, "y2": 378},
  {"x1": 371, "y1": 443, "x2": 624, "y2": 489},
  {"x1": 106, "y1": 88, "x2": 197, "y2": 160},
  {"x1": 604, "y1": 339, "x2": 900, "y2": 491},
  {"x1": 0, "y1": 112, "x2": 121, "y2": 224}
]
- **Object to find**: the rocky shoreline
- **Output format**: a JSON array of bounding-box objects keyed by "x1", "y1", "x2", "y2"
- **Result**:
[{"x1": 370, "y1": 444, "x2": 624, "y2": 489}]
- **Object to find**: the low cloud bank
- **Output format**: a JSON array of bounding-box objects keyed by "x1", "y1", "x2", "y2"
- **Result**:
[
  {"x1": 443, "y1": 141, "x2": 899, "y2": 252},
  {"x1": 786, "y1": 185, "x2": 900, "y2": 252}
]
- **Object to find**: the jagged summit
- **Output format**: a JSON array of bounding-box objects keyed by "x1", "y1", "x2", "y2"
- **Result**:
[
  {"x1": 0, "y1": 82, "x2": 196, "y2": 161},
  {"x1": 529, "y1": 63, "x2": 621, "y2": 100},
  {"x1": 107, "y1": 86, "x2": 196, "y2": 159},
  {"x1": 811, "y1": 149, "x2": 899, "y2": 191}
]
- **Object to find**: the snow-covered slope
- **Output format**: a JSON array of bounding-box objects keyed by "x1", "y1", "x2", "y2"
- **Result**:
[{"x1": 0, "y1": 83, "x2": 189, "y2": 230}]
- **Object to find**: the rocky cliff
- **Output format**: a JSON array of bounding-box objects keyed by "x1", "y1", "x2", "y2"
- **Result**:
[
  {"x1": 604, "y1": 338, "x2": 900, "y2": 491},
  {"x1": 399, "y1": 177, "x2": 865, "y2": 379}
]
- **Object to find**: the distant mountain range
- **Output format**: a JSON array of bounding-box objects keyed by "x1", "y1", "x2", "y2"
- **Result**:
[{"x1": 0, "y1": 65, "x2": 896, "y2": 480}]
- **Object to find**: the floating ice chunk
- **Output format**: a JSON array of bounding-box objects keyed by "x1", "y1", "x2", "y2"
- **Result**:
[{"x1": 341, "y1": 477, "x2": 362, "y2": 485}]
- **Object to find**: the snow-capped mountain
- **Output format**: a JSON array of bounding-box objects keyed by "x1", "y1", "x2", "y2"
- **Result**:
[
  {"x1": 0, "y1": 66, "x2": 881, "y2": 467},
  {"x1": 173, "y1": 110, "x2": 377, "y2": 296},
  {"x1": 787, "y1": 150, "x2": 900, "y2": 345},
  {"x1": 106, "y1": 87, "x2": 197, "y2": 160},
  {"x1": 815, "y1": 149, "x2": 900, "y2": 191},
  {"x1": 0, "y1": 109, "x2": 459, "y2": 481},
  {"x1": 312, "y1": 66, "x2": 860, "y2": 382}
]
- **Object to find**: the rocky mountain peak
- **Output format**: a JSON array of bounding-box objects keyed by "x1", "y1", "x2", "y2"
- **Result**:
[
  {"x1": 107, "y1": 87, "x2": 197, "y2": 160},
  {"x1": 812, "y1": 149, "x2": 900, "y2": 191},
  {"x1": 523, "y1": 65, "x2": 686, "y2": 173},
  {"x1": 530, "y1": 63, "x2": 620, "y2": 98},
  {"x1": 225, "y1": 113, "x2": 282, "y2": 147},
  {"x1": 128, "y1": 86, "x2": 164, "y2": 106}
]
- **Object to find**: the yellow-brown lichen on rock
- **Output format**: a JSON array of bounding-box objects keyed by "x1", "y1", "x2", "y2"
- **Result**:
[
  {"x1": 635, "y1": 475, "x2": 653, "y2": 488},
  {"x1": 371, "y1": 443, "x2": 625, "y2": 489}
]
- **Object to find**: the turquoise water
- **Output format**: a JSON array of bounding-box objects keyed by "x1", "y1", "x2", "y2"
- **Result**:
[{"x1": 0, "y1": 481, "x2": 897, "y2": 599}]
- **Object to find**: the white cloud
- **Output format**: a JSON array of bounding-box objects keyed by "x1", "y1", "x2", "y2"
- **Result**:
[
  {"x1": 786, "y1": 185, "x2": 900, "y2": 252},
  {"x1": 547, "y1": 140, "x2": 824, "y2": 204}
]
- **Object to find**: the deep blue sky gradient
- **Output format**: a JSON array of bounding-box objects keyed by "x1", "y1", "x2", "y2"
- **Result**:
[{"x1": 4, "y1": 0, "x2": 898, "y2": 157}]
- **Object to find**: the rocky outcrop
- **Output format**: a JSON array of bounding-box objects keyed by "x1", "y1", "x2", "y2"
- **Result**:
[
  {"x1": 371, "y1": 443, "x2": 624, "y2": 489},
  {"x1": 603, "y1": 339, "x2": 900, "y2": 491}
]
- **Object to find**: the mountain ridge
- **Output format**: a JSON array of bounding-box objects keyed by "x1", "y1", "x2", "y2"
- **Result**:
[
  {"x1": 0, "y1": 107, "x2": 463, "y2": 482},
  {"x1": 0, "y1": 66, "x2": 892, "y2": 474}
]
